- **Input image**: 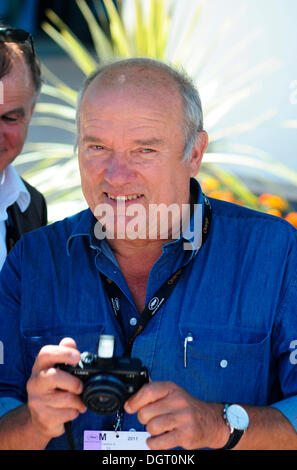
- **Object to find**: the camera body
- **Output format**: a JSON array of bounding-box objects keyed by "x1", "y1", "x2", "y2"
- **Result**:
[{"x1": 56, "y1": 335, "x2": 149, "y2": 415}]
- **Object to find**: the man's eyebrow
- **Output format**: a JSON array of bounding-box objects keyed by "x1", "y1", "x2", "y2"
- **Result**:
[
  {"x1": 82, "y1": 135, "x2": 102, "y2": 143},
  {"x1": 133, "y1": 138, "x2": 165, "y2": 146},
  {"x1": 82, "y1": 136, "x2": 165, "y2": 146}
]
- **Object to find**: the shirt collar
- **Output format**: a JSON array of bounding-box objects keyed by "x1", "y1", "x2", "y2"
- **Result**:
[
  {"x1": 0, "y1": 165, "x2": 31, "y2": 221},
  {"x1": 160, "y1": 178, "x2": 204, "y2": 259},
  {"x1": 66, "y1": 178, "x2": 204, "y2": 258},
  {"x1": 66, "y1": 208, "x2": 97, "y2": 255}
]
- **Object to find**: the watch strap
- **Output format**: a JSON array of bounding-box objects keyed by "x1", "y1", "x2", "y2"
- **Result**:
[
  {"x1": 219, "y1": 403, "x2": 248, "y2": 450},
  {"x1": 220, "y1": 428, "x2": 244, "y2": 450}
]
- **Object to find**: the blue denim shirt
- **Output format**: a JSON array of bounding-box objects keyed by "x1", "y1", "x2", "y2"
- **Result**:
[{"x1": 0, "y1": 180, "x2": 297, "y2": 450}]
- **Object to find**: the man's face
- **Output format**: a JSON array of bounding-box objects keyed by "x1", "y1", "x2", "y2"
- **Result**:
[
  {"x1": 78, "y1": 69, "x2": 206, "y2": 240},
  {"x1": 0, "y1": 48, "x2": 35, "y2": 173}
]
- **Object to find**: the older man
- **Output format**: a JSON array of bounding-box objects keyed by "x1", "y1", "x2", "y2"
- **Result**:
[
  {"x1": 0, "y1": 58, "x2": 296, "y2": 451},
  {"x1": 0, "y1": 25, "x2": 47, "y2": 270}
]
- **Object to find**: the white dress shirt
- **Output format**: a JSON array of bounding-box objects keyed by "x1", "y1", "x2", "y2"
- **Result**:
[{"x1": 0, "y1": 165, "x2": 30, "y2": 270}]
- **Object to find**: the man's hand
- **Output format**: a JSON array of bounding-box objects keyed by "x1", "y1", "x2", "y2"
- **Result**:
[
  {"x1": 124, "y1": 381, "x2": 229, "y2": 450},
  {"x1": 26, "y1": 337, "x2": 87, "y2": 441}
]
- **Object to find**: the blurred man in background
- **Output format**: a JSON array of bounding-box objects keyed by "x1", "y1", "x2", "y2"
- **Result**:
[{"x1": 0, "y1": 24, "x2": 47, "y2": 270}]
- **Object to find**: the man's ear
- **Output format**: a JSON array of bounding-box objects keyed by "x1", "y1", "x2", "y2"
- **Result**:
[{"x1": 188, "y1": 131, "x2": 208, "y2": 177}]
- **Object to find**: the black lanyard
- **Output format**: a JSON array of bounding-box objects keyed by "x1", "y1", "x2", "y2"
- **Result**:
[
  {"x1": 65, "y1": 195, "x2": 212, "y2": 450},
  {"x1": 102, "y1": 194, "x2": 212, "y2": 357}
]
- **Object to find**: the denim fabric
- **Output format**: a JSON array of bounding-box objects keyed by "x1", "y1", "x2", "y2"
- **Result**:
[
  {"x1": 0, "y1": 180, "x2": 297, "y2": 450},
  {"x1": 0, "y1": 397, "x2": 23, "y2": 417}
]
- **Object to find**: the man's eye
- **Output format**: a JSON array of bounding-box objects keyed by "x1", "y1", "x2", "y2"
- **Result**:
[
  {"x1": 2, "y1": 116, "x2": 17, "y2": 122},
  {"x1": 91, "y1": 145, "x2": 104, "y2": 150},
  {"x1": 141, "y1": 148, "x2": 154, "y2": 153}
]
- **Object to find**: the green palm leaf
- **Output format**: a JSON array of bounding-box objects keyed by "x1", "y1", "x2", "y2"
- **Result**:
[
  {"x1": 42, "y1": 9, "x2": 97, "y2": 74},
  {"x1": 19, "y1": 0, "x2": 296, "y2": 221},
  {"x1": 103, "y1": 0, "x2": 131, "y2": 57},
  {"x1": 75, "y1": 0, "x2": 114, "y2": 59}
]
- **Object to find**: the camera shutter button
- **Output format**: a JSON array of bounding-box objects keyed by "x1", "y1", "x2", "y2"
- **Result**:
[{"x1": 81, "y1": 352, "x2": 94, "y2": 365}]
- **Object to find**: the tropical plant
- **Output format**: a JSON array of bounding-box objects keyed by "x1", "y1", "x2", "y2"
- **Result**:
[{"x1": 15, "y1": 0, "x2": 297, "y2": 224}]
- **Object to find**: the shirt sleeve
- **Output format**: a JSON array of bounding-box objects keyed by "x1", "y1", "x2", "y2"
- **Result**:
[
  {"x1": 0, "y1": 397, "x2": 24, "y2": 418},
  {"x1": 270, "y1": 271, "x2": 297, "y2": 432},
  {"x1": 271, "y1": 397, "x2": 297, "y2": 432},
  {"x1": 0, "y1": 241, "x2": 28, "y2": 404}
]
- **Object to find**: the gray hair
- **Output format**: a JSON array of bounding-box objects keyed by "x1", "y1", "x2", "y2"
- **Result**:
[{"x1": 76, "y1": 58, "x2": 204, "y2": 161}]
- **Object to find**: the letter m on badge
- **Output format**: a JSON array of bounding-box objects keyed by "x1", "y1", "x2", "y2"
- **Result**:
[{"x1": 99, "y1": 433, "x2": 107, "y2": 440}]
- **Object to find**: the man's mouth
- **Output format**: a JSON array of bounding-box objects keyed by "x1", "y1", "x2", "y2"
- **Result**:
[{"x1": 104, "y1": 192, "x2": 144, "y2": 202}]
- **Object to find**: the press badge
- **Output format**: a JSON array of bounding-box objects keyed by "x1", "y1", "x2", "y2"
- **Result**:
[{"x1": 83, "y1": 430, "x2": 151, "y2": 450}]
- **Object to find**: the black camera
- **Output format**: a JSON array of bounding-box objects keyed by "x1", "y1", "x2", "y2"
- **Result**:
[{"x1": 56, "y1": 335, "x2": 149, "y2": 415}]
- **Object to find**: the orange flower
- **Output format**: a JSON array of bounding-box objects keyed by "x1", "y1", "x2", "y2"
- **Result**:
[
  {"x1": 207, "y1": 190, "x2": 235, "y2": 203},
  {"x1": 201, "y1": 176, "x2": 220, "y2": 192},
  {"x1": 284, "y1": 212, "x2": 297, "y2": 228},
  {"x1": 266, "y1": 209, "x2": 283, "y2": 218},
  {"x1": 259, "y1": 193, "x2": 288, "y2": 211},
  {"x1": 233, "y1": 200, "x2": 245, "y2": 206}
]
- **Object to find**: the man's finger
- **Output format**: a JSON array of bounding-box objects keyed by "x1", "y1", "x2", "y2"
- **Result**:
[
  {"x1": 124, "y1": 381, "x2": 177, "y2": 414},
  {"x1": 32, "y1": 343, "x2": 80, "y2": 373},
  {"x1": 42, "y1": 367, "x2": 84, "y2": 395},
  {"x1": 145, "y1": 411, "x2": 177, "y2": 436},
  {"x1": 136, "y1": 395, "x2": 182, "y2": 426},
  {"x1": 147, "y1": 429, "x2": 182, "y2": 451},
  {"x1": 59, "y1": 337, "x2": 77, "y2": 349},
  {"x1": 48, "y1": 390, "x2": 87, "y2": 413}
]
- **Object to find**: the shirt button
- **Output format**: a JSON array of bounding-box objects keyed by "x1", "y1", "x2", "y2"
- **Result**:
[
  {"x1": 220, "y1": 359, "x2": 228, "y2": 368},
  {"x1": 130, "y1": 317, "x2": 137, "y2": 326}
]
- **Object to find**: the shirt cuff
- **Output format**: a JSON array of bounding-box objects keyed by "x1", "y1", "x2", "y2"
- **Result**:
[
  {"x1": 271, "y1": 396, "x2": 297, "y2": 432},
  {"x1": 0, "y1": 397, "x2": 23, "y2": 418}
]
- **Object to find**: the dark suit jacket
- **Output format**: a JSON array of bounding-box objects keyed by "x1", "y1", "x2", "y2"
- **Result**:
[{"x1": 5, "y1": 179, "x2": 47, "y2": 253}]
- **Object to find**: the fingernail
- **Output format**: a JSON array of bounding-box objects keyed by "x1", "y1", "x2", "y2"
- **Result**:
[{"x1": 124, "y1": 402, "x2": 131, "y2": 413}]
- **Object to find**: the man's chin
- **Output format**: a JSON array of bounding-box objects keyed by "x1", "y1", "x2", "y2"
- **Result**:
[
  {"x1": 103, "y1": 219, "x2": 148, "y2": 241},
  {"x1": 0, "y1": 155, "x2": 14, "y2": 174}
]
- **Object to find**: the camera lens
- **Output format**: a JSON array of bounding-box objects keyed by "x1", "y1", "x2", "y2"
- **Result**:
[{"x1": 82, "y1": 374, "x2": 128, "y2": 415}]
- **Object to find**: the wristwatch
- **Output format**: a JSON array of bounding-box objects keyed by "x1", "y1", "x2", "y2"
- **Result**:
[{"x1": 220, "y1": 403, "x2": 249, "y2": 450}]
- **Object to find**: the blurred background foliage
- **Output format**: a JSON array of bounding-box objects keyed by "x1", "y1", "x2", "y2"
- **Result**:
[{"x1": 8, "y1": 0, "x2": 297, "y2": 225}]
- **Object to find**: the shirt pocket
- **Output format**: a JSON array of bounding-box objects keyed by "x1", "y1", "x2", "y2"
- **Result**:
[
  {"x1": 177, "y1": 324, "x2": 271, "y2": 406},
  {"x1": 21, "y1": 325, "x2": 106, "y2": 378}
]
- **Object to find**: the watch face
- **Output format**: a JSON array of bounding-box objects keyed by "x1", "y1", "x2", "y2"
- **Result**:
[{"x1": 226, "y1": 404, "x2": 249, "y2": 431}]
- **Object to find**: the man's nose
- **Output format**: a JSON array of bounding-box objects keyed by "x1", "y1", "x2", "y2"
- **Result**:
[{"x1": 104, "y1": 152, "x2": 136, "y2": 186}]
